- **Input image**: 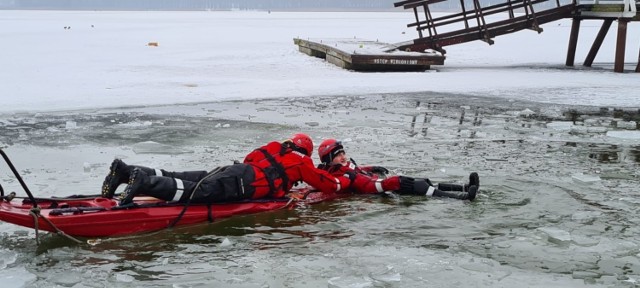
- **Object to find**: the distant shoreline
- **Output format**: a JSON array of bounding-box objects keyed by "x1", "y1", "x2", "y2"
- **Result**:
[{"x1": 0, "y1": 8, "x2": 442, "y2": 12}]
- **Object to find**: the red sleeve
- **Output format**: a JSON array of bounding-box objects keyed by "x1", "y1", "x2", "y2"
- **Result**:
[
  {"x1": 321, "y1": 164, "x2": 395, "y2": 194},
  {"x1": 295, "y1": 156, "x2": 351, "y2": 193}
]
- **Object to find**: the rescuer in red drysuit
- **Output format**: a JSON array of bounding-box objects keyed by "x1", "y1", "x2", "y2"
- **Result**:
[
  {"x1": 100, "y1": 133, "x2": 354, "y2": 205},
  {"x1": 316, "y1": 139, "x2": 478, "y2": 200}
]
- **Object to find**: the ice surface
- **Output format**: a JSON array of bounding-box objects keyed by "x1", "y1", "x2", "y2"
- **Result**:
[
  {"x1": 607, "y1": 130, "x2": 640, "y2": 140},
  {"x1": 131, "y1": 141, "x2": 194, "y2": 154},
  {"x1": 572, "y1": 173, "x2": 601, "y2": 183}
]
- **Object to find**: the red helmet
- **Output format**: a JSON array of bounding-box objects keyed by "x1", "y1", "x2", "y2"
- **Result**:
[
  {"x1": 290, "y1": 133, "x2": 313, "y2": 157},
  {"x1": 318, "y1": 138, "x2": 344, "y2": 163}
]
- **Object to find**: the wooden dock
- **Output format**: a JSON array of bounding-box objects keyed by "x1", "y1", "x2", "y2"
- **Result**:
[{"x1": 294, "y1": 38, "x2": 445, "y2": 72}]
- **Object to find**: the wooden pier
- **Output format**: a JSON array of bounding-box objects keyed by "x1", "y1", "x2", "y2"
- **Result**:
[{"x1": 294, "y1": 38, "x2": 445, "y2": 72}]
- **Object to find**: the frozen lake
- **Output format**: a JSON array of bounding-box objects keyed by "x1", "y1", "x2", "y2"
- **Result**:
[
  {"x1": 1, "y1": 93, "x2": 639, "y2": 287},
  {"x1": 0, "y1": 10, "x2": 639, "y2": 288}
]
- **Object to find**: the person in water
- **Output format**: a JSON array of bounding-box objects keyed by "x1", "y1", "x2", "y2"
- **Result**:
[
  {"x1": 101, "y1": 133, "x2": 354, "y2": 205},
  {"x1": 316, "y1": 139, "x2": 479, "y2": 200}
]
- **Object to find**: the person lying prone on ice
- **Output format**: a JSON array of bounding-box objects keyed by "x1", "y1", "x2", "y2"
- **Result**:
[{"x1": 316, "y1": 139, "x2": 479, "y2": 200}]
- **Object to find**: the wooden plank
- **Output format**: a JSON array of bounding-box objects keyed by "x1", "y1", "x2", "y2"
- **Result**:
[
  {"x1": 404, "y1": 0, "x2": 447, "y2": 9},
  {"x1": 394, "y1": 0, "x2": 423, "y2": 7}
]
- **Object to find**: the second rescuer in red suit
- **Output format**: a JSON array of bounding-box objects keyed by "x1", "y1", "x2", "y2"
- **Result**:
[{"x1": 316, "y1": 139, "x2": 479, "y2": 200}]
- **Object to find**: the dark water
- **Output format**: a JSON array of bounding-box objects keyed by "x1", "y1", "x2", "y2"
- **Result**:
[{"x1": 1, "y1": 93, "x2": 639, "y2": 287}]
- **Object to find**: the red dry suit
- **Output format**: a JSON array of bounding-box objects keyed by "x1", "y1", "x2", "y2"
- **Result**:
[
  {"x1": 317, "y1": 161, "x2": 401, "y2": 194},
  {"x1": 243, "y1": 141, "x2": 351, "y2": 198}
]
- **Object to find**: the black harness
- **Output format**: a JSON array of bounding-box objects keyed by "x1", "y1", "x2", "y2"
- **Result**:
[{"x1": 256, "y1": 145, "x2": 290, "y2": 197}]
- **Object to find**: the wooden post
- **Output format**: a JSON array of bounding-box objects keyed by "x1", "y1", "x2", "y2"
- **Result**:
[
  {"x1": 636, "y1": 41, "x2": 640, "y2": 72},
  {"x1": 584, "y1": 19, "x2": 613, "y2": 67},
  {"x1": 566, "y1": 18, "x2": 580, "y2": 67},
  {"x1": 614, "y1": 19, "x2": 628, "y2": 73}
]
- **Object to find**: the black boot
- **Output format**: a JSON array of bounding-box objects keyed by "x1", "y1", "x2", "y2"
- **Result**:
[
  {"x1": 398, "y1": 176, "x2": 477, "y2": 201},
  {"x1": 101, "y1": 159, "x2": 157, "y2": 198},
  {"x1": 437, "y1": 172, "x2": 480, "y2": 192},
  {"x1": 101, "y1": 159, "x2": 130, "y2": 198},
  {"x1": 469, "y1": 172, "x2": 479, "y2": 189},
  {"x1": 119, "y1": 168, "x2": 194, "y2": 205},
  {"x1": 432, "y1": 185, "x2": 477, "y2": 201}
]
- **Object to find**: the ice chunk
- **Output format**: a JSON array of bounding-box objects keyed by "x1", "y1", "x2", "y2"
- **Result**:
[
  {"x1": 572, "y1": 173, "x2": 601, "y2": 183},
  {"x1": 569, "y1": 126, "x2": 588, "y2": 134},
  {"x1": 517, "y1": 108, "x2": 535, "y2": 117},
  {"x1": 220, "y1": 237, "x2": 232, "y2": 247},
  {"x1": 572, "y1": 271, "x2": 601, "y2": 279},
  {"x1": 52, "y1": 271, "x2": 82, "y2": 286},
  {"x1": 547, "y1": 121, "x2": 574, "y2": 131},
  {"x1": 606, "y1": 131, "x2": 640, "y2": 140},
  {"x1": 0, "y1": 266, "x2": 36, "y2": 288},
  {"x1": 65, "y1": 120, "x2": 77, "y2": 129},
  {"x1": 371, "y1": 272, "x2": 401, "y2": 285},
  {"x1": 115, "y1": 273, "x2": 135, "y2": 283},
  {"x1": 328, "y1": 276, "x2": 374, "y2": 288},
  {"x1": 586, "y1": 127, "x2": 607, "y2": 133},
  {"x1": 615, "y1": 121, "x2": 637, "y2": 130},
  {"x1": 536, "y1": 227, "x2": 571, "y2": 246},
  {"x1": 0, "y1": 249, "x2": 17, "y2": 269}
]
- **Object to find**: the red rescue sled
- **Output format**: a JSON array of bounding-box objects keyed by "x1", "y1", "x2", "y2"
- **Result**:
[
  {"x1": 0, "y1": 149, "x2": 341, "y2": 238},
  {"x1": 0, "y1": 190, "x2": 336, "y2": 238}
]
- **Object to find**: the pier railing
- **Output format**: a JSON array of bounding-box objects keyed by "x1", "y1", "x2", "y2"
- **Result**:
[{"x1": 393, "y1": 0, "x2": 637, "y2": 53}]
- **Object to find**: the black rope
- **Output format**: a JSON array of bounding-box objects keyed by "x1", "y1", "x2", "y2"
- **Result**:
[
  {"x1": 167, "y1": 166, "x2": 223, "y2": 228},
  {"x1": 28, "y1": 207, "x2": 83, "y2": 244}
]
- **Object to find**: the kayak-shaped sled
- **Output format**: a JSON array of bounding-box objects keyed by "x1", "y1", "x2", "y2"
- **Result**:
[{"x1": 0, "y1": 190, "x2": 334, "y2": 238}]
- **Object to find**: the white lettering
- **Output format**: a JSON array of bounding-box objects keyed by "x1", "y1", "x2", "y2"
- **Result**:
[{"x1": 373, "y1": 59, "x2": 418, "y2": 65}]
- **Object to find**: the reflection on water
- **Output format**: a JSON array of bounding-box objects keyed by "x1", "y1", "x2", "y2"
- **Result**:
[
  {"x1": 563, "y1": 142, "x2": 640, "y2": 164},
  {"x1": 629, "y1": 145, "x2": 640, "y2": 164},
  {"x1": 588, "y1": 144, "x2": 620, "y2": 163}
]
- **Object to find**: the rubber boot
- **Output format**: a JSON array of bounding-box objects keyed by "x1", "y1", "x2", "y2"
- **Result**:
[
  {"x1": 119, "y1": 168, "x2": 196, "y2": 206},
  {"x1": 437, "y1": 172, "x2": 480, "y2": 192},
  {"x1": 101, "y1": 159, "x2": 158, "y2": 198},
  {"x1": 432, "y1": 185, "x2": 477, "y2": 201}
]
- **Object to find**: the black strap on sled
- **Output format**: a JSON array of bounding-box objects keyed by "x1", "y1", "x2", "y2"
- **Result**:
[
  {"x1": 257, "y1": 148, "x2": 289, "y2": 197},
  {"x1": 207, "y1": 204, "x2": 214, "y2": 222},
  {"x1": 168, "y1": 166, "x2": 224, "y2": 228}
]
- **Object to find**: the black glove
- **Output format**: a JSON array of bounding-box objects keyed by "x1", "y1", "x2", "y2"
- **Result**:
[
  {"x1": 344, "y1": 170, "x2": 357, "y2": 188},
  {"x1": 370, "y1": 166, "x2": 389, "y2": 175},
  {"x1": 344, "y1": 170, "x2": 357, "y2": 182}
]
